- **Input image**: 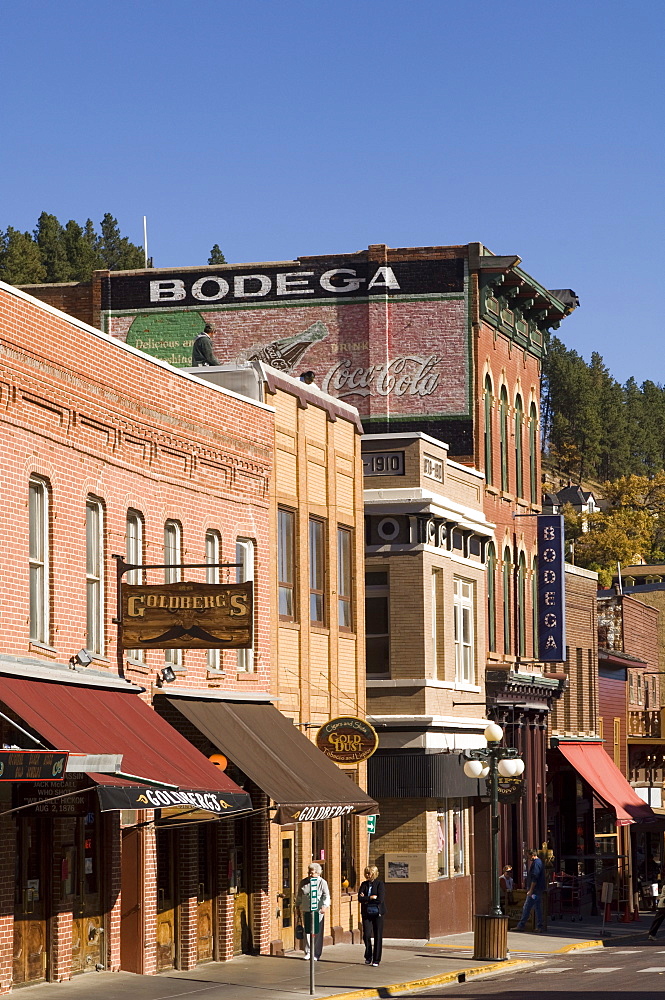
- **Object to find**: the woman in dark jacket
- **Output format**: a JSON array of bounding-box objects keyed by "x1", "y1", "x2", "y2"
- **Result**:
[{"x1": 358, "y1": 865, "x2": 385, "y2": 966}]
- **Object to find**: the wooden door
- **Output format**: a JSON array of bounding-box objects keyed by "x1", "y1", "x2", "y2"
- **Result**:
[
  {"x1": 196, "y1": 825, "x2": 215, "y2": 963},
  {"x1": 71, "y1": 810, "x2": 104, "y2": 974},
  {"x1": 121, "y1": 827, "x2": 143, "y2": 973},
  {"x1": 13, "y1": 817, "x2": 47, "y2": 985},
  {"x1": 156, "y1": 830, "x2": 177, "y2": 971},
  {"x1": 231, "y1": 832, "x2": 251, "y2": 955},
  {"x1": 279, "y1": 831, "x2": 295, "y2": 952}
]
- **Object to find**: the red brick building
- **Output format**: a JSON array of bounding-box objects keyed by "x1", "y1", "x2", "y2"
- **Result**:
[
  {"x1": 23, "y1": 242, "x2": 579, "y2": 906},
  {"x1": 0, "y1": 279, "x2": 277, "y2": 988}
]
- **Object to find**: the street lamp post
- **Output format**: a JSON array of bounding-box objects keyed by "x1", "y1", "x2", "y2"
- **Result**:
[{"x1": 464, "y1": 722, "x2": 525, "y2": 959}]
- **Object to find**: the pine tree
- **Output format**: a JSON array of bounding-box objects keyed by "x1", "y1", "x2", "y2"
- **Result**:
[
  {"x1": 0, "y1": 227, "x2": 47, "y2": 284},
  {"x1": 208, "y1": 244, "x2": 227, "y2": 265},
  {"x1": 34, "y1": 212, "x2": 71, "y2": 282},
  {"x1": 63, "y1": 219, "x2": 103, "y2": 281},
  {"x1": 97, "y1": 214, "x2": 145, "y2": 271}
]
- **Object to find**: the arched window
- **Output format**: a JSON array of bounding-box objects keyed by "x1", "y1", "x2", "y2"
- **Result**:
[
  {"x1": 500, "y1": 386, "x2": 509, "y2": 493},
  {"x1": 503, "y1": 546, "x2": 512, "y2": 654},
  {"x1": 529, "y1": 403, "x2": 539, "y2": 504},
  {"x1": 487, "y1": 543, "x2": 496, "y2": 652},
  {"x1": 484, "y1": 375, "x2": 493, "y2": 487},
  {"x1": 515, "y1": 395, "x2": 524, "y2": 499},
  {"x1": 517, "y1": 553, "x2": 527, "y2": 657},
  {"x1": 532, "y1": 557, "x2": 539, "y2": 658}
]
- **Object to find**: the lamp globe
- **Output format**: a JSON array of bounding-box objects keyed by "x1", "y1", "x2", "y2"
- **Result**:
[
  {"x1": 513, "y1": 758, "x2": 525, "y2": 775},
  {"x1": 463, "y1": 759, "x2": 484, "y2": 779},
  {"x1": 484, "y1": 722, "x2": 503, "y2": 743},
  {"x1": 497, "y1": 758, "x2": 518, "y2": 777}
]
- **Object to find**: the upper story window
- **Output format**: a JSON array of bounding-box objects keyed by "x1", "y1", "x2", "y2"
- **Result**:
[
  {"x1": 529, "y1": 403, "x2": 539, "y2": 504},
  {"x1": 337, "y1": 526, "x2": 353, "y2": 631},
  {"x1": 278, "y1": 508, "x2": 296, "y2": 621},
  {"x1": 487, "y1": 543, "x2": 497, "y2": 653},
  {"x1": 86, "y1": 497, "x2": 105, "y2": 656},
  {"x1": 206, "y1": 530, "x2": 222, "y2": 671},
  {"x1": 499, "y1": 386, "x2": 509, "y2": 493},
  {"x1": 484, "y1": 375, "x2": 493, "y2": 487},
  {"x1": 29, "y1": 477, "x2": 50, "y2": 645},
  {"x1": 432, "y1": 567, "x2": 444, "y2": 678},
  {"x1": 365, "y1": 571, "x2": 389, "y2": 677},
  {"x1": 454, "y1": 577, "x2": 475, "y2": 685},
  {"x1": 309, "y1": 518, "x2": 326, "y2": 625},
  {"x1": 164, "y1": 521, "x2": 182, "y2": 667},
  {"x1": 236, "y1": 538, "x2": 255, "y2": 672},
  {"x1": 126, "y1": 510, "x2": 144, "y2": 662},
  {"x1": 515, "y1": 395, "x2": 524, "y2": 499},
  {"x1": 532, "y1": 557, "x2": 538, "y2": 658},
  {"x1": 517, "y1": 553, "x2": 527, "y2": 657},
  {"x1": 503, "y1": 547, "x2": 512, "y2": 654}
]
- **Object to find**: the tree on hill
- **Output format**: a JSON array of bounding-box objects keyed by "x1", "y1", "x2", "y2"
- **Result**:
[
  {"x1": 0, "y1": 213, "x2": 148, "y2": 284},
  {"x1": 208, "y1": 244, "x2": 227, "y2": 264},
  {"x1": 0, "y1": 227, "x2": 46, "y2": 284}
]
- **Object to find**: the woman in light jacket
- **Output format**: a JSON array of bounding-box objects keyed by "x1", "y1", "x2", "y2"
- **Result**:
[{"x1": 358, "y1": 865, "x2": 385, "y2": 966}]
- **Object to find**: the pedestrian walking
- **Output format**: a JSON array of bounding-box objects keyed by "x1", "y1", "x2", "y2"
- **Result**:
[
  {"x1": 358, "y1": 865, "x2": 385, "y2": 966},
  {"x1": 295, "y1": 863, "x2": 330, "y2": 960},
  {"x1": 191, "y1": 323, "x2": 221, "y2": 366},
  {"x1": 515, "y1": 849, "x2": 546, "y2": 932},
  {"x1": 649, "y1": 885, "x2": 665, "y2": 939}
]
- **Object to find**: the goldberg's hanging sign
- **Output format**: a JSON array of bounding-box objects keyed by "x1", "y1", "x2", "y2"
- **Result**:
[
  {"x1": 315, "y1": 717, "x2": 379, "y2": 765},
  {"x1": 537, "y1": 514, "x2": 566, "y2": 661},
  {"x1": 121, "y1": 581, "x2": 253, "y2": 649}
]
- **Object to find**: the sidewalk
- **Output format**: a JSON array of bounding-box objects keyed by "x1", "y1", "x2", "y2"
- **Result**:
[{"x1": 19, "y1": 916, "x2": 652, "y2": 1000}]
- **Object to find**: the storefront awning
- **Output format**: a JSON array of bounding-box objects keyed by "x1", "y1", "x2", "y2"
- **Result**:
[
  {"x1": 0, "y1": 676, "x2": 251, "y2": 816},
  {"x1": 163, "y1": 696, "x2": 378, "y2": 824},
  {"x1": 557, "y1": 741, "x2": 656, "y2": 826}
]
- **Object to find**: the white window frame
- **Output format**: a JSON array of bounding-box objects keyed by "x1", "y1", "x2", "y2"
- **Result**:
[
  {"x1": 86, "y1": 497, "x2": 105, "y2": 656},
  {"x1": 236, "y1": 538, "x2": 255, "y2": 672},
  {"x1": 337, "y1": 526, "x2": 353, "y2": 630},
  {"x1": 436, "y1": 800, "x2": 448, "y2": 879},
  {"x1": 164, "y1": 521, "x2": 182, "y2": 668},
  {"x1": 206, "y1": 530, "x2": 222, "y2": 671},
  {"x1": 126, "y1": 510, "x2": 144, "y2": 662},
  {"x1": 454, "y1": 577, "x2": 475, "y2": 685},
  {"x1": 451, "y1": 798, "x2": 466, "y2": 876},
  {"x1": 29, "y1": 477, "x2": 50, "y2": 645}
]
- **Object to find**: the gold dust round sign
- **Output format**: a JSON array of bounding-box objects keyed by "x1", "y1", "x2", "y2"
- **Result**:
[{"x1": 315, "y1": 717, "x2": 378, "y2": 764}]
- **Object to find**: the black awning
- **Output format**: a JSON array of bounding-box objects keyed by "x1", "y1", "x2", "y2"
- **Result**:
[{"x1": 163, "y1": 697, "x2": 378, "y2": 824}]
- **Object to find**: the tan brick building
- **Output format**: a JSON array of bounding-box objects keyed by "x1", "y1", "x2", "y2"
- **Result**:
[{"x1": 361, "y1": 432, "x2": 493, "y2": 937}]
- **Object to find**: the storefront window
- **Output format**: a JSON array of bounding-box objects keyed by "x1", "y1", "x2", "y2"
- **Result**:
[
  {"x1": 451, "y1": 798, "x2": 465, "y2": 875},
  {"x1": 437, "y1": 801, "x2": 448, "y2": 878}
]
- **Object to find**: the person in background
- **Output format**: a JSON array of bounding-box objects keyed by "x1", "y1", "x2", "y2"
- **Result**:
[
  {"x1": 500, "y1": 865, "x2": 515, "y2": 911},
  {"x1": 299, "y1": 370, "x2": 316, "y2": 385},
  {"x1": 295, "y1": 863, "x2": 330, "y2": 960},
  {"x1": 649, "y1": 884, "x2": 665, "y2": 940},
  {"x1": 192, "y1": 323, "x2": 220, "y2": 366},
  {"x1": 514, "y1": 849, "x2": 546, "y2": 933},
  {"x1": 358, "y1": 864, "x2": 385, "y2": 966}
]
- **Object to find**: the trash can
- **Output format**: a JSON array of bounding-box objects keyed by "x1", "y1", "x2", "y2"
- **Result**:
[{"x1": 473, "y1": 914, "x2": 509, "y2": 961}]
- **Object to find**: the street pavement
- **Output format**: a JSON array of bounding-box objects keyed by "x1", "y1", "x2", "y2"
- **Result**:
[{"x1": 15, "y1": 916, "x2": 654, "y2": 1000}]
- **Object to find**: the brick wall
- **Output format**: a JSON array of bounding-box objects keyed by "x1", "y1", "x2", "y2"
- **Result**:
[{"x1": 550, "y1": 564, "x2": 599, "y2": 737}]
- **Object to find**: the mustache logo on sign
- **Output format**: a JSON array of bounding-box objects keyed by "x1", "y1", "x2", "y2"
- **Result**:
[{"x1": 139, "y1": 624, "x2": 236, "y2": 645}]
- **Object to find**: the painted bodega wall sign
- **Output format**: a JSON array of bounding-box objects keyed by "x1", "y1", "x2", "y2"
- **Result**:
[{"x1": 103, "y1": 254, "x2": 471, "y2": 423}]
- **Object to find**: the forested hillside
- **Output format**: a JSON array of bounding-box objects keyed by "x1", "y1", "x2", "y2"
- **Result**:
[{"x1": 542, "y1": 337, "x2": 665, "y2": 482}]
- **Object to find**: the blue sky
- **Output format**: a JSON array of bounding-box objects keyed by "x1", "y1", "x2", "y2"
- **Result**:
[{"x1": 2, "y1": 0, "x2": 663, "y2": 385}]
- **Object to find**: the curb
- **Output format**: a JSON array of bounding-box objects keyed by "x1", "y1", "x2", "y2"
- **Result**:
[
  {"x1": 323, "y1": 958, "x2": 533, "y2": 1000},
  {"x1": 558, "y1": 939, "x2": 604, "y2": 952}
]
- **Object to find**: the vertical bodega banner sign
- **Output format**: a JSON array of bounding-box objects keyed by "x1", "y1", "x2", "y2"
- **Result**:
[{"x1": 537, "y1": 514, "x2": 566, "y2": 661}]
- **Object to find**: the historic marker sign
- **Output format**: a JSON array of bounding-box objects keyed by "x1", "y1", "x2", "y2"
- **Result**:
[
  {"x1": 315, "y1": 717, "x2": 379, "y2": 765},
  {"x1": 0, "y1": 750, "x2": 67, "y2": 781},
  {"x1": 121, "y1": 581, "x2": 252, "y2": 649}
]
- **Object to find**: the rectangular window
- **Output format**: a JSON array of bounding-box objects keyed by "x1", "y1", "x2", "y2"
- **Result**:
[
  {"x1": 365, "y1": 571, "x2": 389, "y2": 677},
  {"x1": 451, "y1": 798, "x2": 465, "y2": 875},
  {"x1": 309, "y1": 518, "x2": 325, "y2": 625},
  {"x1": 437, "y1": 801, "x2": 448, "y2": 878},
  {"x1": 337, "y1": 527, "x2": 353, "y2": 630},
  {"x1": 86, "y1": 498, "x2": 104, "y2": 656},
  {"x1": 126, "y1": 511, "x2": 144, "y2": 662},
  {"x1": 278, "y1": 509, "x2": 296, "y2": 620},
  {"x1": 613, "y1": 718, "x2": 621, "y2": 768},
  {"x1": 236, "y1": 539, "x2": 255, "y2": 672},
  {"x1": 432, "y1": 568, "x2": 444, "y2": 678},
  {"x1": 206, "y1": 530, "x2": 221, "y2": 671},
  {"x1": 164, "y1": 521, "x2": 182, "y2": 668},
  {"x1": 29, "y1": 478, "x2": 49, "y2": 645},
  {"x1": 454, "y1": 578, "x2": 474, "y2": 685}
]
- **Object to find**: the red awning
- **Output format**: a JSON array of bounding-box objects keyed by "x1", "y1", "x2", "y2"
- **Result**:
[
  {"x1": 557, "y1": 741, "x2": 655, "y2": 826},
  {"x1": 0, "y1": 676, "x2": 251, "y2": 815}
]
